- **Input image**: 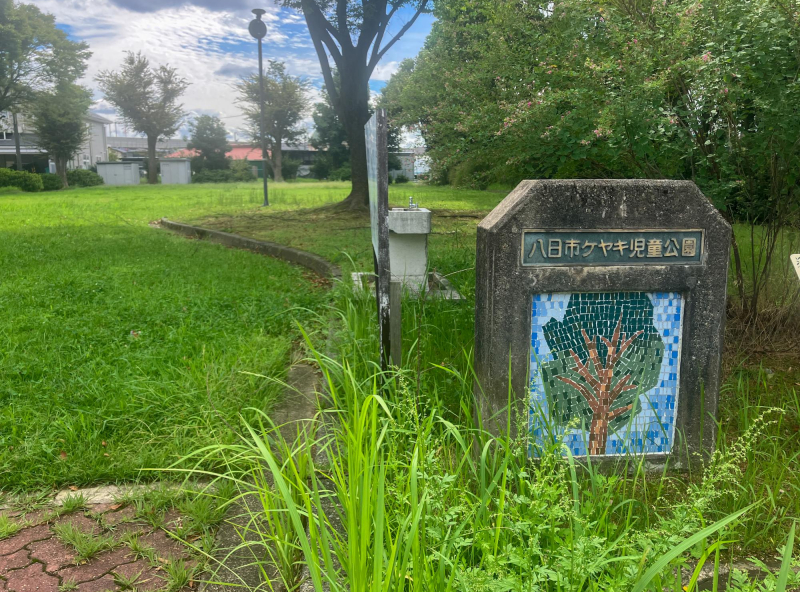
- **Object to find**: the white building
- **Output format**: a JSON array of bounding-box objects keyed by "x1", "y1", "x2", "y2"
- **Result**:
[{"x1": 0, "y1": 111, "x2": 111, "y2": 172}]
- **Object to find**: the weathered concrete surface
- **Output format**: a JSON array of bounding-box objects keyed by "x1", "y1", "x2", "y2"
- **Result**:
[
  {"x1": 475, "y1": 180, "x2": 731, "y2": 468},
  {"x1": 199, "y1": 363, "x2": 323, "y2": 592},
  {"x1": 158, "y1": 218, "x2": 342, "y2": 281}
]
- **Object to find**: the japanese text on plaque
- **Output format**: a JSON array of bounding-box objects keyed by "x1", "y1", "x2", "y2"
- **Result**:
[{"x1": 521, "y1": 230, "x2": 704, "y2": 267}]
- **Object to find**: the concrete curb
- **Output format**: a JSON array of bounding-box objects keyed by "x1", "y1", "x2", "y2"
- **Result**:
[{"x1": 158, "y1": 218, "x2": 342, "y2": 280}]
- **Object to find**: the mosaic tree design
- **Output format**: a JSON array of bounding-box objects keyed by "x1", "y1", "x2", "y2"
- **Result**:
[{"x1": 541, "y1": 293, "x2": 665, "y2": 455}]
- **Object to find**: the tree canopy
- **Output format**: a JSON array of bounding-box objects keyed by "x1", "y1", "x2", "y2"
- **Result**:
[
  {"x1": 237, "y1": 61, "x2": 310, "y2": 183},
  {"x1": 383, "y1": 0, "x2": 800, "y2": 321},
  {"x1": 28, "y1": 82, "x2": 92, "y2": 186},
  {"x1": 96, "y1": 52, "x2": 188, "y2": 184},
  {"x1": 0, "y1": 0, "x2": 90, "y2": 114},
  {"x1": 188, "y1": 115, "x2": 231, "y2": 171}
]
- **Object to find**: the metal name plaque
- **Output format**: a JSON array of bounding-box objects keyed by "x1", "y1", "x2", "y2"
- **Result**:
[{"x1": 521, "y1": 229, "x2": 704, "y2": 267}]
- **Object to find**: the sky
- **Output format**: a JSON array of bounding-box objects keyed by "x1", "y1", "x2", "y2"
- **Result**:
[{"x1": 28, "y1": 0, "x2": 434, "y2": 141}]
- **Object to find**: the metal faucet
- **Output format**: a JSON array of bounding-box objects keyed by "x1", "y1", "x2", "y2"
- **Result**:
[{"x1": 408, "y1": 196, "x2": 418, "y2": 210}]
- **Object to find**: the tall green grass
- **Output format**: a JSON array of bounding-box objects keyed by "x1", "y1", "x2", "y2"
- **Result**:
[{"x1": 179, "y1": 284, "x2": 799, "y2": 592}]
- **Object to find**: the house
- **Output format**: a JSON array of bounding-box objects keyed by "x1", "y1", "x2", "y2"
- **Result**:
[
  {"x1": 390, "y1": 151, "x2": 416, "y2": 180},
  {"x1": 0, "y1": 111, "x2": 112, "y2": 172},
  {"x1": 166, "y1": 142, "x2": 319, "y2": 177},
  {"x1": 107, "y1": 136, "x2": 188, "y2": 163}
]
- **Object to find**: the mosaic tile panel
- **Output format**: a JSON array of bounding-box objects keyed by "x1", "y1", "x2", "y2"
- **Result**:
[{"x1": 530, "y1": 292, "x2": 683, "y2": 457}]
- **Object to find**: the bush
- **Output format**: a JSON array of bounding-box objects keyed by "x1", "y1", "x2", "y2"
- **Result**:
[
  {"x1": 394, "y1": 174, "x2": 410, "y2": 184},
  {"x1": 66, "y1": 169, "x2": 103, "y2": 187},
  {"x1": 280, "y1": 158, "x2": 301, "y2": 180},
  {"x1": 328, "y1": 165, "x2": 352, "y2": 182},
  {"x1": 230, "y1": 159, "x2": 256, "y2": 181},
  {"x1": 39, "y1": 173, "x2": 64, "y2": 191},
  {"x1": 193, "y1": 169, "x2": 236, "y2": 183},
  {"x1": 0, "y1": 168, "x2": 43, "y2": 192},
  {"x1": 193, "y1": 161, "x2": 255, "y2": 184}
]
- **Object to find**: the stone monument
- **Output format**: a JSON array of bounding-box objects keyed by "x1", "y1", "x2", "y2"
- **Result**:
[{"x1": 474, "y1": 180, "x2": 731, "y2": 467}]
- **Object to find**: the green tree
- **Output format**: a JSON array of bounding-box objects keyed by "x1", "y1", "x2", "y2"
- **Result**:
[
  {"x1": 541, "y1": 293, "x2": 664, "y2": 455},
  {"x1": 279, "y1": 0, "x2": 430, "y2": 209},
  {"x1": 96, "y1": 52, "x2": 189, "y2": 184},
  {"x1": 311, "y1": 82, "x2": 401, "y2": 180},
  {"x1": 311, "y1": 86, "x2": 350, "y2": 179},
  {"x1": 188, "y1": 115, "x2": 230, "y2": 171},
  {"x1": 237, "y1": 61, "x2": 309, "y2": 183},
  {"x1": 0, "y1": 0, "x2": 90, "y2": 114},
  {"x1": 385, "y1": 0, "x2": 800, "y2": 326},
  {"x1": 28, "y1": 82, "x2": 91, "y2": 187}
]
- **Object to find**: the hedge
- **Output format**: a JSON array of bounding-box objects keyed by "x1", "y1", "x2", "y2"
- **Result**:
[
  {"x1": 0, "y1": 168, "x2": 43, "y2": 192},
  {"x1": 66, "y1": 169, "x2": 104, "y2": 187}
]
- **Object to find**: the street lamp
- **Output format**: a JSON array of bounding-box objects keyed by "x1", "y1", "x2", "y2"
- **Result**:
[{"x1": 249, "y1": 8, "x2": 269, "y2": 207}]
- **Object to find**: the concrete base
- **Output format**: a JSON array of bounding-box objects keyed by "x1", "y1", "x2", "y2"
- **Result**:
[{"x1": 351, "y1": 271, "x2": 463, "y2": 300}]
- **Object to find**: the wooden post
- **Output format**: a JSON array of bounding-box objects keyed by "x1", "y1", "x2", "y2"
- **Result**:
[{"x1": 389, "y1": 280, "x2": 402, "y2": 367}]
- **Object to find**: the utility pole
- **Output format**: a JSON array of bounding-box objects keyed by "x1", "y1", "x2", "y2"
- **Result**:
[
  {"x1": 12, "y1": 113, "x2": 22, "y2": 170},
  {"x1": 249, "y1": 8, "x2": 269, "y2": 207}
]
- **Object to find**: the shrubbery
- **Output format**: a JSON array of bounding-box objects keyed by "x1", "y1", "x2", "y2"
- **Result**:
[
  {"x1": 0, "y1": 168, "x2": 44, "y2": 192},
  {"x1": 67, "y1": 169, "x2": 103, "y2": 187},
  {"x1": 328, "y1": 165, "x2": 352, "y2": 181},
  {"x1": 193, "y1": 159, "x2": 256, "y2": 183},
  {"x1": 394, "y1": 174, "x2": 410, "y2": 184},
  {"x1": 39, "y1": 173, "x2": 64, "y2": 191}
]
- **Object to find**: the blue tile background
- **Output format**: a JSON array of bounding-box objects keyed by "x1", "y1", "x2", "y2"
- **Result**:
[{"x1": 529, "y1": 292, "x2": 683, "y2": 457}]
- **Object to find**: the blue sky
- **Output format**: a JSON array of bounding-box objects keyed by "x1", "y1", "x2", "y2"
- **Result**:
[{"x1": 33, "y1": 0, "x2": 434, "y2": 140}]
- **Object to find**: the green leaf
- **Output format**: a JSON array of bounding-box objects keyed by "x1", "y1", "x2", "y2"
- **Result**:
[
  {"x1": 775, "y1": 521, "x2": 796, "y2": 592},
  {"x1": 631, "y1": 504, "x2": 756, "y2": 592}
]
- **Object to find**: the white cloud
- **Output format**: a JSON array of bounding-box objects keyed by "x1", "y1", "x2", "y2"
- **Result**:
[
  {"x1": 27, "y1": 0, "x2": 432, "y2": 139},
  {"x1": 371, "y1": 60, "x2": 399, "y2": 81}
]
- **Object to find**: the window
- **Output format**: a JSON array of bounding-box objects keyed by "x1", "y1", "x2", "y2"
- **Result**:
[{"x1": 0, "y1": 132, "x2": 13, "y2": 140}]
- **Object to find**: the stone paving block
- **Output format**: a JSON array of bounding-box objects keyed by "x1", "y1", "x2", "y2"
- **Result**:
[
  {"x1": 0, "y1": 526, "x2": 52, "y2": 556},
  {"x1": 75, "y1": 574, "x2": 118, "y2": 592},
  {"x1": 101, "y1": 507, "x2": 135, "y2": 527},
  {"x1": 4, "y1": 562, "x2": 59, "y2": 592},
  {"x1": 86, "y1": 504, "x2": 123, "y2": 517},
  {"x1": 162, "y1": 510, "x2": 183, "y2": 532},
  {"x1": 109, "y1": 522, "x2": 151, "y2": 540},
  {"x1": 0, "y1": 550, "x2": 30, "y2": 575},
  {"x1": 57, "y1": 548, "x2": 136, "y2": 583},
  {"x1": 52, "y1": 514, "x2": 101, "y2": 536},
  {"x1": 113, "y1": 560, "x2": 166, "y2": 592},
  {"x1": 28, "y1": 538, "x2": 76, "y2": 572},
  {"x1": 139, "y1": 531, "x2": 189, "y2": 561},
  {"x1": 19, "y1": 510, "x2": 55, "y2": 527}
]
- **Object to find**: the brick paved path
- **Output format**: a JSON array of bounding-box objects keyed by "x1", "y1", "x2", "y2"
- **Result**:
[{"x1": 0, "y1": 504, "x2": 197, "y2": 592}]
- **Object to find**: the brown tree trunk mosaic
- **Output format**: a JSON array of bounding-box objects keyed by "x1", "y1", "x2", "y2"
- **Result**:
[{"x1": 555, "y1": 314, "x2": 643, "y2": 455}]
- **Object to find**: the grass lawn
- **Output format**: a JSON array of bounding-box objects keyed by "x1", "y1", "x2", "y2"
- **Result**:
[{"x1": 0, "y1": 182, "x2": 329, "y2": 491}]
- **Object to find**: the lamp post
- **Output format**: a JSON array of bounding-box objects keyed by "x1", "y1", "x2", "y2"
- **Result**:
[{"x1": 249, "y1": 8, "x2": 269, "y2": 207}]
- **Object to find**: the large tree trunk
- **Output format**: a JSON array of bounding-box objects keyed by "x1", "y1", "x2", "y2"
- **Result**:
[
  {"x1": 146, "y1": 134, "x2": 158, "y2": 184},
  {"x1": 55, "y1": 157, "x2": 69, "y2": 189},
  {"x1": 273, "y1": 136, "x2": 283, "y2": 183},
  {"x1": 335, "y1": 61, "x2": 371, "y2": 211}
]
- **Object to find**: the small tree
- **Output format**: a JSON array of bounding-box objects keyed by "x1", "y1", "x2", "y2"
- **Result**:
[
  {"x1": 541, "y1": 293, "x2": 664, "y2": 455},
  {"x1": 96, "y1": 52, "x2": 188, "y2": 184},
  {"x1": 237, "y1": 61, "x2": 309, "y2": 183},
  {"x1": 188, "y1": 115, "x2": 230, "y2": 171},
  {"x1": 28, "y1": 82, "x2": 92, "y2": 187}
]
